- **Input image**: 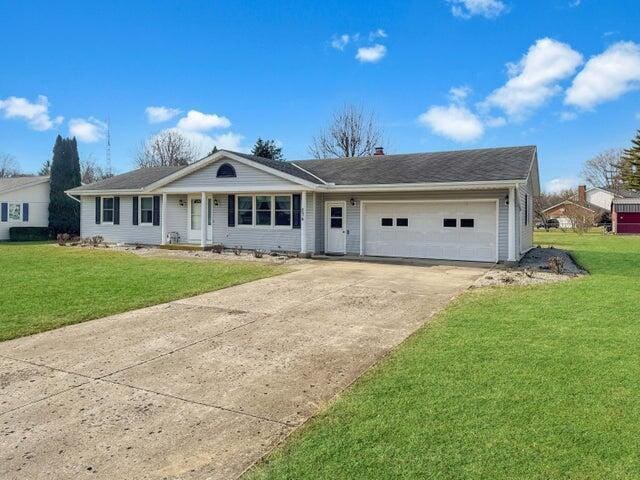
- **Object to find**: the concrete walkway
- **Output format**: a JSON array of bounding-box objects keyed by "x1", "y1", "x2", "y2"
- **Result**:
[{"x1": 0, "y1": 260, "x2": 487, "y2": 480}]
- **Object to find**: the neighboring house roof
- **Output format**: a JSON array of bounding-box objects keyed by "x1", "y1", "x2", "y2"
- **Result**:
[
  {"x1": 290, "y1": 145, "x2": 537, "y2": 185},
  {"x1": 0, "y1": 175, "x2": 49, "y2": 194},
  {"x1": 612, "y1": 197, "x2": 640, "y2": 204},
  {"x1": 543, "y1": 199, "x2": 607, "y2": 215},
  {"x1": 68, "y1": 166, "x2": 186, "y2": 192},
  {"x1": 602, "y1": 187, "x2": 640, "y2": 198},
  {"x1": 67, "y1": 145, "x2": 538, "y2": 193}
]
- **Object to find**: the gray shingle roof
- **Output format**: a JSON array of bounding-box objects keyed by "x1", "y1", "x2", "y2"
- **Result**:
[
  {"x1": 602, "y1": 187, "x2": 640, "y2": 198},
  {"x1": 68, "y1": 166, "x2": 186, "y2": 192},
  {"x1": 66, "y1": 145, "x2": 537, "y2": 192},
  {"x1": 0, "y1": 176, "x2": 49, "y2": 194},
  {"x1": 291, "y1": 146, "x2": 537, "y2": 185}
]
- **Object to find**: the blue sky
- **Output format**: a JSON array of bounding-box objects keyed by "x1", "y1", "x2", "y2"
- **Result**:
[{"x1": 1, "y1": 0, "x2": 639, "y2": 192}]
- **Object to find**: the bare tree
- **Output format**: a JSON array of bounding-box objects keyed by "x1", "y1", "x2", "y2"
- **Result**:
[
  {"x1": 581, "y1": 149, "x2": 624, "y2": 189},
  {"x1": 81, "y1": 155, "x2": 112, "y2": 184},
  {"x1": 309, "y1": 104, "x2": 384, "y2": 159},
  {"x1": 135, "y1": 130, "x2": 198, "y2": 168},
  {"x1": 533, "y1": 189, "x2": 576, "y2": 230},
  {"x1": 563, "y1": 203, "x2": 598, "y2": 234},
  {"x1": 0, "y1": 153, "x2": 20, "y2": 178}
]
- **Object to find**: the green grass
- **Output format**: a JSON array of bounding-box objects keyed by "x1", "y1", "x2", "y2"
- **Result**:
[
  {"x1": 0, "y1": 243, "x2": 285, "y2": 342},
  {"x1": 248, "y1": 232, "x2": 640, "y2": 480}
]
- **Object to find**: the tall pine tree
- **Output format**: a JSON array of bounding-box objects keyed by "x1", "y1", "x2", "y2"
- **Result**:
[
  {"x1": 251, "y1": 138, "x2": 283, "y2": 161},
  {"x1": 48, "y1": 135, "x2": 81, "y2": 234},
  {"x1": 620, "y1": 129, "x2": 640, "y2": 191}
]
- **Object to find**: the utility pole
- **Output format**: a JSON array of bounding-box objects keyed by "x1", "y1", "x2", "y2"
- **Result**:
[{"x1": 106, "y1": 117, "x2": 112, "y2": 177}]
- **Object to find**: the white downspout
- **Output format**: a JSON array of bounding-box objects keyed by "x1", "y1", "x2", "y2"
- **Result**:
[
  {"x1": 508, "y1": 186, "x2": 516, "y2": 262},
  {"x1": 300, "y1": 191, "x2": 307, "y2": 254},
  {"x1": 161, "y1": 193, "x2": 168, "y2": 245}
]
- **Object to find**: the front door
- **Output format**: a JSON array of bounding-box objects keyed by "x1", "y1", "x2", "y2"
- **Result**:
[
  {"x1": 187, "y1": 196, "x2": 213, "y2": 243},
  {"x1": 325, "y1": 201, "x2": 346, "y2": 254}
]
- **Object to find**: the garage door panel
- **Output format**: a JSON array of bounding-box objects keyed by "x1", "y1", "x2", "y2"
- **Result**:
[{"x1": 363, "y1": 201, "x2": 497, "y2": 262}]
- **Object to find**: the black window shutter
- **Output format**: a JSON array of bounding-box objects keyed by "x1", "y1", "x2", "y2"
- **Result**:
[
  {"x1": 1, "y1": 203, "x2": 7, "y2": 222},
  {"x1": 113, "y1": 197, "x2": 120, "y2": 225},
  {"x1": 228, "y1": 194, "x2": 235, "y2": 227},
  {"x1": 95, "y1": 197, "x2": 101, "y2": 224},
  {"x1": 132, "y1": 196, "x2": 139, "y2": 225},
  {"x1": 292, "y1": 194, "x2": 301, "y2": 229},
  {"x1": 23, "y1": 203, "x2": 29, "y2": 222},
  {"x1": 153, "y1": 196, "x2": 160, "y2": 226}
]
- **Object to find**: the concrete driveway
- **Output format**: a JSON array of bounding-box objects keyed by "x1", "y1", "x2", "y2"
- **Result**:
[{"x1": 0, "y1": 260, "x2": 487, "y2": 480}]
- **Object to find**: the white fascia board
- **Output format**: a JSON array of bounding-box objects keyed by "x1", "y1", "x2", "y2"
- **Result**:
[
  {"x1": 156, "y1": 185, "x2": 314, "y2": 194},
  {"x1": 144, "y1": 151, "x2": 320, "y2": 191},
  {"x1": 317, "y1": 179, "x2": 523, "y2": 192},
  {"x1": 65, "y1": 189, "x2": 145, "y2": 196}
]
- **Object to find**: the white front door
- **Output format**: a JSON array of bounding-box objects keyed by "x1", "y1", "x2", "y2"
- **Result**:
[
  {"x1": 187, "y1": 195, "x2": 213, "y2": 243},
  {"x1": 325, "y1": 201, "x2": 346, "y2": 254}
]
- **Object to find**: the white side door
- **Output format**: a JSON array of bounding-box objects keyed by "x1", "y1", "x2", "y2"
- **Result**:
[{"x1": 325, "y1": 201, "x2": 346, "y2": 254}]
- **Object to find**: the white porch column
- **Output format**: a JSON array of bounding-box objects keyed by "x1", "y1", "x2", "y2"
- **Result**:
[
  {"x1": 300, "y1": 191, "x2": 307, "y2": 254},
  {"x1": 200, "y1": 191, "x2": 207, "y2": 247},
  {"x1": 508, "y1": 186, "x2": 516, "y2": 262},
  {"x1": 161, "y1": 193, "x2": 168, "y2": 245}
]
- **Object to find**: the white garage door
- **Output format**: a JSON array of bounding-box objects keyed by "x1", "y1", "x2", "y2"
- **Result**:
[{"x1": 363, "y1": 201, "x2": 497, "y2": 262}]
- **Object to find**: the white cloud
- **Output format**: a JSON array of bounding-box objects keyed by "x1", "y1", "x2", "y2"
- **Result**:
[
  {"x1": 565, "y1": 41, "x2": 640, "y2": 109},
  {"x1": 449, "y1": 85, "x2": 472, "y2": 103},
  {"x1": 145, "y1": 106, "x2": 181, "y2": 123},
  {"x1": 545, "y1": 177, "x2": 580, "y2": 194},
  {"x1": 69, "y1": 117, "x2": 107, "y2": 143},
  {"x1": 171, "y1": 128, "x2": 246, "y2": 156},
  {"x1": 485, "y1": 116, "x2": 507, "y2": 127},
  {"x1": 0, "y1": 95, "x2": 63, "y2": 131},
  {"x1": 331, "y1": 34, "x2": 350, "y2": 51},
  {"x1": 369, "y1": 29, "x2": 387, "y2": 40},
  {"x1": 559, "y1": 111, "x2": 578, "y2": 121},
  {"x1": 176, "y1": 110, "x2": 231, "y2": 132},
  {"x1": 568, "y1": 0, "x2": 581, "y2": 7},
  {"x1": 483, "y1": 38, "x2": 583, "y2": 119},
  {"x1": 418, "y1": 104, "x2": 485, "y2": 142},
  {"x1": 449, "y1": 0, "x2": 507, "y2": 19},
  {"x1": 356, "y1": 44, "x2": 387, "y2": 63}
]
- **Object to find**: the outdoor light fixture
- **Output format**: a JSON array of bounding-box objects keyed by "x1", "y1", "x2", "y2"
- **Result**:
[
  {"x1": 505, "y1": 195, "x2": 509, "y2": 205},
  {"x1": 350, "y1": 198, "x2": 356, "y2": 206},
  {"x1": 178, "y1": 199, "x2": 185, "y2": 207},
  {"x1": 214, "y1": 199, "x2": 219, "y2": 207}
]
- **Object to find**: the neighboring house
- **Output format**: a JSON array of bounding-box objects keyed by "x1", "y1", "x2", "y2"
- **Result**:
[
  {"x1": 542, "y1": 185, "x2": 610, "y2": 228},
  {"x1": 0, "y1": 176, "x2": 50, "y2": 240},
  {"x1": 66, "y1": 146, "x2": 540, "y2": 263}
]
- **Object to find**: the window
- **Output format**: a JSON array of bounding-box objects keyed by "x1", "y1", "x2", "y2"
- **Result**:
[
  {"x1": 190, "y1": 198, "x2": 202, "y2": 230},
  {"x1": 381, "y1": 218, "x2": 393, "y2": 226},
  {"x1": 256, "y1": 196, "x2": 272, "y2": 226},
  {"x1": 330, "y1": 207, "x2": 343, "y2": 228},
  {"x1": 216, "y1": 163, "x2": 236, "y2": 178},
  {"x1": 140, "y1": 197, "x2": 153, "y2": 224},
  {"x1": 8, "y1": 203, "x2": 21, "y2": 221},
  {"x1": 102, "y1": 197, "x2": 114, "y2": 223},
  {"x1": 461, "y1": 218, "x2": 474, "y2": 228},
  {"x1": 443, "y1": 218, "x2": 457, "y2": 228},
  {"x1": 237, "y1": 196, "x2": 253, "y2": 225},
  {"x1": 396, "y1": 218, "x2": 409, "y2": 227},
  {"x1": 274, "y1": 195, "x2": 291, "y2": 226},
  {"x1": 524, "y1": 194, "x2": 529, "y2": 225}
]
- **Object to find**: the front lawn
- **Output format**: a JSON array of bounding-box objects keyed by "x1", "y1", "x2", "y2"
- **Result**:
[
  {"x1": 0, "y1": 243, "x2": 285, "y2": 342},
  {"x1": 249, "y1": 232, "x2": 640, "y2": 479}
]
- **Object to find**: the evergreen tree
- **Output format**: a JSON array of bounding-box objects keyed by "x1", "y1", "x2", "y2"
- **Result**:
[
  {"x1": 209, "y1": 146, "x2": 218, "y2": 155},
  {"x1": 620, "y1": 129, "x2": 640, "y2": 191},
  {"x1": 48, "y1": 135, "x2": 81, "y2": 234},
  {"x1": 39, "y1": 159, "x2": 51, "y2": 176},
  {"x1": 251, "y1": 138, "x2": 283, "y2": 161}
]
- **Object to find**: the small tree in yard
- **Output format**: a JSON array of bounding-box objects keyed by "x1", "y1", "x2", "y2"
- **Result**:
[
  {"x1": 620, "y1": 129, "x2": 640, "y2": 191},
  {"x1": 251, "y1": 138, "x2": 283, "y2": 160},
  {"x1": 563, "y1": 203, "x2": 597, "y2": 234},
  {"x1": 48, "y1": 135, "x2": 81, "y2": 234}
]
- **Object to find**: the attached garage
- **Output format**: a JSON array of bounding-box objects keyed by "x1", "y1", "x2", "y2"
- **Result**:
[{"x1": 362, "y1": 200, "x2": 498, "y2": 262}]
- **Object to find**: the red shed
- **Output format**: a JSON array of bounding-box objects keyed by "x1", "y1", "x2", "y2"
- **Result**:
[{"x1": 612, "y1": 198, "x2": 640, "y2": 234}]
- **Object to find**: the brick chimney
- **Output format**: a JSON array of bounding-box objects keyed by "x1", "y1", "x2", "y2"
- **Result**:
[
  {"x1": 578, "y1": 185, "x2": 586, "y2": 204},
  {"x1": 374, "y1": 146, "x2": 385, "y2": 156}
]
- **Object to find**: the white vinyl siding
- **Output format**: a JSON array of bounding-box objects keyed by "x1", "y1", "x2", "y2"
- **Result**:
[{"x1": 0, "y1": 181, "x2": 50, "y2": 241}]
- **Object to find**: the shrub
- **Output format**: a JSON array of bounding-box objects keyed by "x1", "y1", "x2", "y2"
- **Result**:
[
  {"x1": 253, "y1": 249, "x2": 266, "y2": 258},
  {"x1": 548, "y1": 256, "x2": 565, "y2": 274},
  {"x1": 56, "y1": 233, "x2": 71, "y2": 246},
  {"x1": 9, "y1": 227, "x2": 55, "y2": 242},
  {"x1": 210, "y1": 244, "x2": 224, "y2": 254}
]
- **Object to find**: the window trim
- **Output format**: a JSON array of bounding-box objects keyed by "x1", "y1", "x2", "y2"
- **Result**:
[
  {"x1": 443, "y1": 218, "x2": 457, "y2": 228},
  {"x1": 524, "y1": 193, "x2": 529, "y2": 226},
  {"x1": 139, "y1": 196, "x2": 154, "y2": 226},
  {"x1": 381, "y1": 217, "x2": 393, "y2": 227},
  {"x1": 235, "y1": 194, "x2": 293, "y2": 229},
  {"x1": 8, "y1": 203, "x2": 22, "y2": 222},
  {"x1": 102, "y1": 196, "x2": 114, "y2": 225},
  {"x1": 216, "y1": 163, "x2": 237, "y2": 178},
  {"x1": 396, "y1": 217, "x2": 409, "y2": 227},
  {"x1": 460, "y1": 218, "x2": 475, "y2": 228}
]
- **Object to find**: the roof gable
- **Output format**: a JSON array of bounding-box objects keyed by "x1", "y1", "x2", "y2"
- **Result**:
[{"x1": 0, "y1": 176, "x2": 49, "y2": 194}]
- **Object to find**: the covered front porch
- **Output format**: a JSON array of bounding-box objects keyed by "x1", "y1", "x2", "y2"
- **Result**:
[{"x1": 158, "y1": 191, "x2": 312, "y2": 254}]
